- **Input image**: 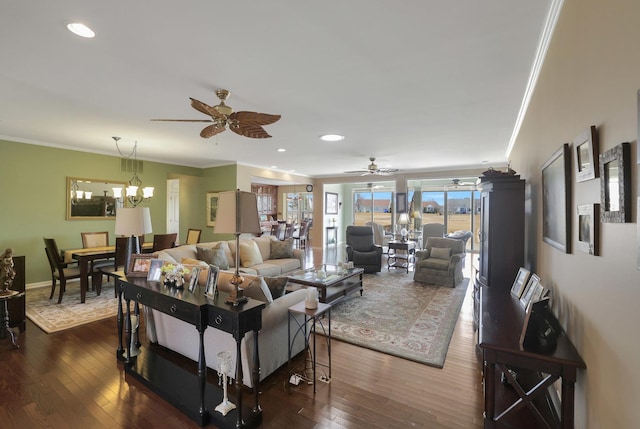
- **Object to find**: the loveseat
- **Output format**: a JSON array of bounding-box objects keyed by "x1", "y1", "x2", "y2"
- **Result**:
[{"x1": 146, "y1": 235, "x2": 307, "y2": 387}]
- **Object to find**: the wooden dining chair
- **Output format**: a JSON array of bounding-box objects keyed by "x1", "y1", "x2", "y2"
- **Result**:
[
  {"x1": 81, "y1": 231, "x2": 109, "y2": 248},
  {"x1": 293, "y1": 221, "x2": 309, "y2": 248},
  {"x1": 81, "y1": 231, "x2": 112, "y2": 288},
  {"x1": 283, "y1": 223, "x2": 294, "y2": 240},
  {"x1": 96, "y1": 236, "x2": 130, "y2": 296},
  {"x1": 185, "y1": 228, "x2": 201, "y2": 245},
  {"x1": 44, "y1": 238, "x2": 82, "y2": 303},
  {"x1": 152, "y1": 233, "x2": 177, "y2": 252}
]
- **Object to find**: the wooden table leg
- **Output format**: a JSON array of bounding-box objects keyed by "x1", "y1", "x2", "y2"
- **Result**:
[
  {"x1": 235, "y1": 336, "x2": 244, "y2": 428},
  {"x1": 484, "y1": 359, "x2": 496, "y2": 428},
  {"x1": 252, "y1": 328, "x2": 262, "y2": 415},
  {"x1": 79, "y1": 257, "x2": 89, "y2": 303}
]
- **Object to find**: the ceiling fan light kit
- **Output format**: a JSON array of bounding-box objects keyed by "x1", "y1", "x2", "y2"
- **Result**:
[{"x1": 152, "y1": 89, "x2": 280, "y2": 139}]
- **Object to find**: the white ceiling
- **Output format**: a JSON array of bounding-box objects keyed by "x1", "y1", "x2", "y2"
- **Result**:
[{"x1": 0, "y1": 1, "x2": 553, "y2": 178}]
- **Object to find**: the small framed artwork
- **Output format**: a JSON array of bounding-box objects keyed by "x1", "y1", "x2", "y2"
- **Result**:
[
  {"x1": 574, "y1": 126, "x2": 599, "y2": 182},
  {"x1": 520, "y1": 273, "x2": 541, "y2": 309},
  {"x1": 510, "y1": 267, "x2": 531, "y2": 298},
  {"x1": 188, "y1": 266, "x2": 201, "y2": 292},
  {"x1": 147, "y1": 259, "x2": 164, "y2": 282},
  {"x1": 325, "y1": 192, "x2": 338, "y2": 214},
  {"x1": 205, "y1": 264, "x2": 220, "y2": 297},
  {"x1": 577, "y1": 204, "x2": 600, "y2": 255},
  {"x1": 127, "y1": 254, "x2": 158, "y2": 277},
  {"x1": 396, "y1": 192, "x2": 407, "y2": 213},
  {"x1": 600, "y1": 142, "x2": 631, "y2": 223},
  {"x1": 206, "y1": 192, "x2": 219, "y2": 227},
  {"x1": 542, "y1": 143, "x2": 572, "y2": 253}
]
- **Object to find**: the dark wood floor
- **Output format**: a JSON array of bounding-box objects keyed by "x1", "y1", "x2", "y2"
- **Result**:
[{"x1": 0, "y1": 247, "x2": 484, "y2": 428}]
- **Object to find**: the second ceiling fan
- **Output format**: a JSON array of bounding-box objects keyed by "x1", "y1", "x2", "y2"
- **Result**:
[
  {"x1": 152, "y1": 89, "x2": 281, "y2": 138},
  {"x1": 344, "y1": 157, "x2": 399, "y2": 176}
]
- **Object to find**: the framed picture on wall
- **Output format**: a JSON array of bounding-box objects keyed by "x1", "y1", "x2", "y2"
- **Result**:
[
  {"x1": 574, "y1": 126, "x2": 599, "y2": 182},
  {"x1": 206, "y1": 192, "x2": 219, "y2": 227},
  {"x1": 577, "y1": 203, "x2": 599, "y2": 255},
  {"x1": 325, "y1": 192, "x2": 338, "y2": 214},
  {"x1": 396, "y1": 193, "x2": 407, "y2": 213},
  {"x1": 542, "y1": 143, "x2": 572, "y2": 253},
  {"x1": 600, "y1": 142, "x2": 631, "y2": 223}
]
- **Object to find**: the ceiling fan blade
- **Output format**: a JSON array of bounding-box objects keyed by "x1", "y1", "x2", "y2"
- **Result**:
[
  {"x1": 230, "y1": 122, "x2": 272, "y2": 138},
  {"x1": 151, "y1": 119, "x2": 214, "y2": 122},
  {"x1": 200, "y1": 123, "x2": 226, "y2": 138},
  {"x1": 376, "y1": 168, "x2": 399, "y2": 174},
  {"x1": 190, "y1": 98, "x2": 225, "y2": 119},
  {"x1": 230, "y1": 111, "x2": 281, "y2": 125},
  {"x1": 344, "y1": 169, "x2": 370, "y2": 174}
]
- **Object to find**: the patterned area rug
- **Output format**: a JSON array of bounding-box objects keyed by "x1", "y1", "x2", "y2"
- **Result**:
[
  {"x1": 26, "y1": 282, "x2": 119, "y2": 333},
  {"x1": 328, "y1": 272, "x2": 469, "y2": 368}
]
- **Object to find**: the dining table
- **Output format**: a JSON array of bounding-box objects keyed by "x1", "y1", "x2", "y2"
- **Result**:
[{"x1": 63, "y1": 243, "x2": 153, "y2": 303}]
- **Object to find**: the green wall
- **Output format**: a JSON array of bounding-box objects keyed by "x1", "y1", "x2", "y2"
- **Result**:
[{"x1": 0, "y1": 140, "x2": 236, "y2": 284}]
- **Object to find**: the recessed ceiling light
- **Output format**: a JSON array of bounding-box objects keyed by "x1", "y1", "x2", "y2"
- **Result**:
[
  {"x1": 67, "y1": 23, "x2": 95, "y2": 38},
  {"x1": 277, "y1": 148, "x2": 286, "y2": 152},
  {"x1": 320, "y1": 134, "x2": 345, "y2": 142}
]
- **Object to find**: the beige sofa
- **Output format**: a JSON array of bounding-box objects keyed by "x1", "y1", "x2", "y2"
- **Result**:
[
  {"x1": 153, "y1": 235, "x2": 304, "y2": 276},
  {"x1": 146, "y1": 236, "x2": 307, "y2": 387}
]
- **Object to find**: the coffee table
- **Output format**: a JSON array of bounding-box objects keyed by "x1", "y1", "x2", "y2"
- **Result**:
[{"x1": 287, "y1": 265, "x2": 364, "y2": 305}]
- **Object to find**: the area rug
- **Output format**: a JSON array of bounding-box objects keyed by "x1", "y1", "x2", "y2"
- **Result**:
[
  {"x1": 26, "y1": 282, "x2": 119, "y2": 333},
  {"x1": 328, "y1": 272, "x2": 469, "y2": 368}
]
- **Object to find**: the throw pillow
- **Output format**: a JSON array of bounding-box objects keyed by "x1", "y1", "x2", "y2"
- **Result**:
[
  {"x1": 239, "y1": 276, "x2": 274, "y2": 304},
  {"x1": 270, "y1": 239, "x2": 293, "y2": 259},
  {"x1": 196, "y1": 246, "x2": 229, "y2": 270},
  {"x1": 430, "y1": 247, "x2": 451, "y2": 260},
  {"x1": 239, "y1": 240, "x2": 263, "y2": 268},
  {"x1": 264, "y1": 276, "x2": 289, "y2": 299}
]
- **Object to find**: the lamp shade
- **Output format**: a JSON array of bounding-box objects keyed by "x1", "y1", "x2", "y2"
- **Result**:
[
  {"x1": 398, "y1": 212, "x2": 410, "y2": 225},
  {"x1": 214, "y1": 190, "x2": 261, "y2": 234},
  {"x1": 115, "y1": 207, "x2": 153, "y2": 236}
]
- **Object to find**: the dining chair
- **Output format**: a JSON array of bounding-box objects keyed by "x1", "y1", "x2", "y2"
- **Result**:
[
  {"x1": 185, "y1": 228, "x2": 202, "y2": 245},
  {"x1": 292, "y1": 221, "x2": 309, "y2": 248},
  {"x1": 96, "y1": 236, "x2": 130, "y2": 296},
  {"x1": 81, "y1": 231, "x2": 109, "y2": 248},
  {"x1": 270, "y1": 223, "x2": 283, "y2": 240},
  {"x1": 283, "y1": 223, "x2": 294, "y2": 240},
  {"x1": 43, "y1": 238, "x2": 83, "y2": 303},
  {"x1": 152, "y1": 233, "x2": 177, "y2": 252},
  {"x1": 81, "y1": 231, "x2": 112, "y2": 288}
]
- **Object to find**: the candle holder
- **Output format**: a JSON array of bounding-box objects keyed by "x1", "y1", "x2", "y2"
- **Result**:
[{"x1": 215, "y1": 351, "x2": 236, "y2": 416}]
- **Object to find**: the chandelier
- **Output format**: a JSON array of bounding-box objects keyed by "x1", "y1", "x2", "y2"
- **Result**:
[{"x1": 112, "y1": 137, "x2": 154, "y2": 207}]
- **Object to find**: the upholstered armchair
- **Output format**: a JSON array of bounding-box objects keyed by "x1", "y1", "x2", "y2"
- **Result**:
[
  {"x1": 346, "y1": 225, "x2": 383, "y2": 273},
  {"x1": 413, "y1": 237, "x2": 464, "y2": 287},
  {"x1": 365, "y1": 221, "x2": 393, "y2": 248}
]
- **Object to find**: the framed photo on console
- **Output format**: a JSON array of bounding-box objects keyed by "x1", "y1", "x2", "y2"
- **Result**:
[
  {"x1": 128, "y1": 254, "x2": 158, "y2": 277},
  {"x1": 510, "y1": 267, "x2": 531, "y2": 298},
  {"x1": 205, "y1": 264, "x2": 219, "y2": 297},
  {"x1": 147, "y1": 259, "x2": 164, "y2": 282},
  {"x1": 519, "y1": 273, "x2": 541, "y2": 309}
]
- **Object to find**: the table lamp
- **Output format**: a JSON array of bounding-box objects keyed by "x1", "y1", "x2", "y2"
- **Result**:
[
  {"x1": 214, "y1": 190, "x2": 261, "y2": 306},
  {"x1": 115, "y1": 207, "x2": 153, "y2": 274},
  {"x1": 398, "y1": 212, "x2": 410, "y2": 242}
]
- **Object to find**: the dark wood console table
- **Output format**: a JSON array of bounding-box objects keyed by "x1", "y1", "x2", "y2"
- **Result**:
[
  {"x1": 479, "y1": 287, "x2": 585, "y2": 429},
  {"x1": 116, "y1": 277, "x2": 265, "y2": 428}
]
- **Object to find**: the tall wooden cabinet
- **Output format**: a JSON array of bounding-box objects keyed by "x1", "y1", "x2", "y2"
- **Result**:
[{"x1": 477, "y1": 175, "x2": 525, "y2": 291}]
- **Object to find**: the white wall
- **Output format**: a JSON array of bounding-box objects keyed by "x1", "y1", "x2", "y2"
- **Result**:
[{"x1": 509, "y1": 0, "x2": 640, "y2": 427}]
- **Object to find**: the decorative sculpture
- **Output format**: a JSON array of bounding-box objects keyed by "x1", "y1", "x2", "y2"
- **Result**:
[
  {"x1": 215, "y1": 351, "x2": 236, "y2": 416},
  {"x1": 0, "y1": 248, "x2": 16, "y2": 295}
]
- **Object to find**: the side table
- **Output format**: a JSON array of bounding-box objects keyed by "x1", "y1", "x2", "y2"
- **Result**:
[
  {"x1": 0, "y1": 290, "x2": 24, "y2": 349},
  {"x1": 287, "y1": 301, "x2": 331, "y2": 393},
  {"x1": 387, "y1": 240, "x2": 416, "y2": 273}
]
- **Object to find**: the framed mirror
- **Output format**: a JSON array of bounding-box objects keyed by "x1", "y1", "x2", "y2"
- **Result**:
[
  {"x1": 66, "y1": 177, "x2": 127, "y2": 220},
  {"x1": 599, "y1": 143, "x2": 631, "y2": 223}
]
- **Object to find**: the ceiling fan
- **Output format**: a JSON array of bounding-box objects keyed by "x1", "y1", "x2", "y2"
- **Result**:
[
  {"x1": 344, "y1": 157, "x2": 399, "y2": 176},
  {"x1": 448, "y1": 178, "x2": 476, "y2": 188},
  {"x1": 151, "y1": 89, "x2": 281, "y2": 139}
]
